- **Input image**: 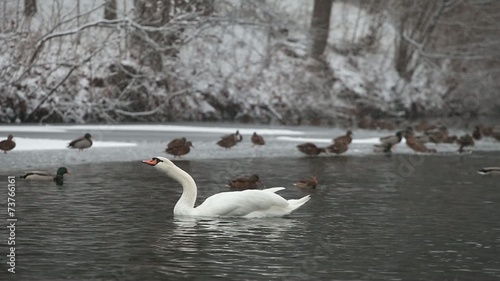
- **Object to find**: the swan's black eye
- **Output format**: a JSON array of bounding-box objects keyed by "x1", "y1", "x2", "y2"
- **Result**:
[{"x1": 153, "y1": 157, "x2": 163, "y2": 163}]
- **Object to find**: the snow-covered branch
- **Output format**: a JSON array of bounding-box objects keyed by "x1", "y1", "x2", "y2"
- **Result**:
[
  {"x1": 402, "y1": 33, "x2": 499, "y2": 60},
  {"x1": 27, "y1": 49, "x2": 102, "y2": 121}
]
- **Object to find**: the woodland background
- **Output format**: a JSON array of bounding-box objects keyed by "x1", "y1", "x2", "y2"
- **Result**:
[{"x1": 0, "y1": 0, "x2": 499, "y2": 126}]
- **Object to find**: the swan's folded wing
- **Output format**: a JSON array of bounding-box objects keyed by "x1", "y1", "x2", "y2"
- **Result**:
[{"x1": 195, "y1": 190, "x2": 289, "y2": 217}]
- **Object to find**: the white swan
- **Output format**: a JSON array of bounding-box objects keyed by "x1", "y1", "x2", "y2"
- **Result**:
[{"x1": 142, "y1": 157, "x2": 311, "y2": 218}]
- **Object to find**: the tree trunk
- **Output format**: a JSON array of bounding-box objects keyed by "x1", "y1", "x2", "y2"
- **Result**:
[
  {"x1": 104, "y1": 0, "x2": 117, "y2": 20},
  {"x1": 24, "y1": 0, "x2": 37, "y2": 17},
  {"x1": 132, "y1": 0, "x2": 167, "y2": 72},
  {"x1": 310, "y1": 0, "x2": 333, "y2": 59}
]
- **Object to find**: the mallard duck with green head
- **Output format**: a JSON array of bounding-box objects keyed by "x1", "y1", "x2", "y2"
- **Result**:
[{"x1": 20, "y1": 167, "x2": 70, "y2": 185}]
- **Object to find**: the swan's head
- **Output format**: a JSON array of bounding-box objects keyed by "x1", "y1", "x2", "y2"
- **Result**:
[
  {"x1": 142, "y1": 156, "x2": 178, "y2": 175},
  {"x1": 143, "y1": 156, "x2": 172, "y2": 167}
]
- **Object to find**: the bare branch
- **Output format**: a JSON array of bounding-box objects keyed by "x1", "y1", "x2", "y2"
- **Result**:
[
  {"x1": 402, "y1": 33, "x2": 499, "y2": 60},
  {"x1": 27, "y1": 49, "x2": 103, "y2": 121}
]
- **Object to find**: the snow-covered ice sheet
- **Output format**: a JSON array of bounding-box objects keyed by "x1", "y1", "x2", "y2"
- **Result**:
[
  {"x1": 12, "y1": 137, "x2": 137, "y2": 151},
  {"x1": 0, "y1": 125, "x2": 304, "y2": 136}
]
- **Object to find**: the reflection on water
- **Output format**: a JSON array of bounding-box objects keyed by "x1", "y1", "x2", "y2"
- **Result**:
[{"x1": 9, "y1": 152, "x2": 500, "y2": 280}]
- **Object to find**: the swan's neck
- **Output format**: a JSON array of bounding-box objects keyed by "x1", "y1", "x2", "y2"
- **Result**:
[{"x1": 161, "y1": 164, "x2": 197, "y2": 215}]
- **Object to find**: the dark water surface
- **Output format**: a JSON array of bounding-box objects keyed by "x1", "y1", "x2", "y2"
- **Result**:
[{"x1": 4, "y1": 152, "x2": 500, "y2": 280}]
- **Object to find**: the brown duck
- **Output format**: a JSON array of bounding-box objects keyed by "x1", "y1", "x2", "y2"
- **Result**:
[
  {"x1": 165, "y1": 137, "x2": 194, "y2": 159},
  {"x1": 414, "y1": 121, "x2": 436, "y2": 132},
  {"x1": 217, "y1": 130, "x2": 243, "y2": 149},
  {"x1": 443, "y1": 135, "x2": 458, "y2": 143},
  {"x1": 0, "y1": 134, "x2": 16, "y2": 154},
  {"x1": 327, "y1": 141, "x2": 349, "y2": 155},
  {"x1": 492, "y1": 125, "x2": 500, "y2": 141},
  {"x1": 472, "y1": 126, "x2": 482, "y2": 140},
  {"x1": 294, "y1": 176, "x2": 318, "y2": 189},
  {"x1": 457, "y1": 134, "x2": 474, "y2": 153},
  {"x1": 251, "y1": 132, "x2": 265, "y2": 146},
  {"x1": 228, "y1": 174, "x2": 261, "y2": 190},
  {"x1": 333, "y1": 130, "x2": 353, "y2": 145},
  {"x1": 297, "y1": 143, "x2": 326, "y2": 156},
  {"x1": 481, "y1": 125, "x2": 493, "y2": 137},
  {"x1": 404, "y1": 130, "x2": 436, "y2": 153},
  {"x1": 425, "y1": 126, "x2": 449, "y2": 144}
]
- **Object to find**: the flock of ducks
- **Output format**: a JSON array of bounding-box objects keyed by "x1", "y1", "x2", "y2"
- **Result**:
[
  {"x1": 1, "y1": 133, "x2": 93, "y2": 185},
  {"x1": 2, "y1": 123, "x2": 499, "y2": 189},
  {"x1": 295, "y1": 125, "x2": 500, "y2": 157}
]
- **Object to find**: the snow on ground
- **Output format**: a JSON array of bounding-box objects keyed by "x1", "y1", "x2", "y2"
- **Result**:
[
  {"x1": 13, "y1": 137, "x2": 136, "y2": 151},
  {"x1": 0, "y1": 124, "x2": 304, "y2": 135}
]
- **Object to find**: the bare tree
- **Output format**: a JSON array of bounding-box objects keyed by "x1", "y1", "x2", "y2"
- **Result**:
[
  {"x1": 104, "y1": 0, "x2": 117, "y2": 20},
  {"x1": 131, "y1": 0, "x2": 170, "y2": 72},
  {"x1": 393, "y1": 0, "x2": 450, "y2": 81},
  {"x1": 310, "y1": 0, "x2": 333, "y2": 59},
  {"x1": 24, "y1": 0, "x2": 37, "y2": 17}
]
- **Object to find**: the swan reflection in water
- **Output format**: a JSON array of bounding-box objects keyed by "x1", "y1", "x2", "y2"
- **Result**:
[{"x1": 153, "y1": 217, "x2": 304, "y2": 255}]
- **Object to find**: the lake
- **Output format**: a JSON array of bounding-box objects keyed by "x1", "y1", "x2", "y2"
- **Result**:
[
  {"x1": 5, "y1": 149, "x2": 500, "y2": 280},
  {"x1": 2, "y1": 153, "x2": 500, "y2": 280}
]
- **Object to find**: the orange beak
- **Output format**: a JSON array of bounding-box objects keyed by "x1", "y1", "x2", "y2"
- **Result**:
[{"x1": 142, "y1": 158, "x2": 159, "y2": 166}]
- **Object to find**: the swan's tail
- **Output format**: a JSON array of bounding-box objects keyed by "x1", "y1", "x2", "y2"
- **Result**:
[
  {"x1": 287, "y1": 195, "x2": 311, "y2": 212},
  {"x1": 263, "y1": 187, "x2": 285, "y2": 193}
]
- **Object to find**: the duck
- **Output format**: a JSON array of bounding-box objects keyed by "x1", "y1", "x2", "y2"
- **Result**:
[
  {"x1": 481, "y1": 125, "x2": 493, "y2": 137},
  {"x1": 425, "y1": 126, "x2": 449, "y2": 144},
  {"x1": 379, "y1": 131, "x2": 403, "y2": 146},
  {"x1": 68, "y1": 133, "x2": 92, "y2": 151},
  {"x1": 217, "y1": 130, "x2": 243, "y2": 149},
  {"x1": 333, "y1": 130, "x2": 353, "y2": 145},
  {"x1": 414, "y1": 121, "x2": 436, "y2": 132},
  {"x1": 251, "y1": 132, "x2": 265, "y2": 146},
  {"x1": 457, "y1": 134, "x2": 474, "y2": 153},
  {"x1": 20, "y1": 167, "x2": 70, "y2": 185},
  {"x1": 228, "y1": 174, "x2": 262, "y2": 190},
  {"x1": 0, "y1": 134, "x2": 16, "y2": 154},
  {"x1": 165, "y1": 137, "x2": 194, "y2": 159},
  {"x1": 294, "y1": 176, "x2": 318, "y2": 189},
  {"x1": 492, "y1": 125, "x2": 500, "y2": 141},
  {"x1": 297, "y1": 143, "x2": 326, "y2": 156},
  {"x1": 443, "y1": 135, "x2": 458, "y2": 143},
  {"x1": 415, "y1": 134, "x2": 431, "y2": 144},
  {"x1": 142, "y1": 157, "x2": 310, "y2": 218},
  {"x1": 326, "y1": 141, "x2": 349, "y2": 155},
  {"x1": 373, "y1": 142, "x2": 393, "y2": 153},
  {"x1": 357, "y1": 118, "x2": 375, "y2": 129},
  {"x1": 375, "y1": 120, "x2": 396, "y2": 131},
  {"x1": 472, "y1": 126, "x2": 482, "y2": 140},
  {"x1": 404, "y1": 130, "x2": 436, "y2": 153},
  {"x1": 477, "y1": 167, "x2": 500, "y2": 175}
]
